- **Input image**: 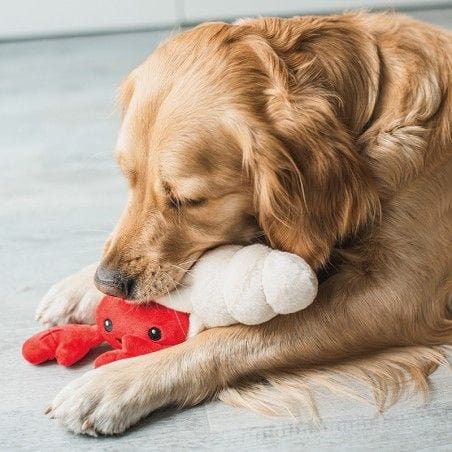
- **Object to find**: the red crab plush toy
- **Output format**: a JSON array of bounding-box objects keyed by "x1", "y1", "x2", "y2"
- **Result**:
[{"x1": 22, "y1": 295, "x2": 189, "y2": 368}]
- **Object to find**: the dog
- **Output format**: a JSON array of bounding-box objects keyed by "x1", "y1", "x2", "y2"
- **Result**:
[{"x1": 36, "y1": 12, "x2": 451, "y2": 435}]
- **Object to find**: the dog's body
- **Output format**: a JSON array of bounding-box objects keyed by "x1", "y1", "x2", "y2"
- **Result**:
[{"x1": 37, "y1": 12, "x2": 451, "y2": 435}]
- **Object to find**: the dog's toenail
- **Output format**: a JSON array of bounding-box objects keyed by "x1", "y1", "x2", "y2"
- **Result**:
[{"x1": 82, "y1": 419, "x2": 93, "y2": 430}]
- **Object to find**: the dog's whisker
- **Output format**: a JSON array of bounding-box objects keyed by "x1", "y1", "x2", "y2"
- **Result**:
[
  {"x1": 170, "y1": 283, "x2": 190, "y2": 335},
  {"x1": 177, "y1": 259, "x2": 199, "y2": 266},
  {"x1": 168, "y1": 263, "x2": 193, "y2": 277}
]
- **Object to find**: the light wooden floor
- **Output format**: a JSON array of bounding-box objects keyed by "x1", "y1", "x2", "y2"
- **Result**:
[{"x1": 1, "y1": 9, "x2": 451, "y2": 451}]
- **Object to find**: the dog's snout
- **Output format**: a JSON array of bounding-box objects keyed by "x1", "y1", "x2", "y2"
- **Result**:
[{"x1": 94, "y1": 266, "x2": 135, "y2": 299}]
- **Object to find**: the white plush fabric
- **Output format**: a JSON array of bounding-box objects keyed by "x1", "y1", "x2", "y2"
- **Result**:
[{"x1": 157, "y1": 244, "x2": 318, "y2": 336}]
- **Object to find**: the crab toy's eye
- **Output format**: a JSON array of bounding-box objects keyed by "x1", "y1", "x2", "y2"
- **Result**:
[
  {"x1": 148, "y1": 327, "x2": 161, "y2": 341},
  {"x1": 103, "y1": 318, "x2": 113, "y2": 332}
]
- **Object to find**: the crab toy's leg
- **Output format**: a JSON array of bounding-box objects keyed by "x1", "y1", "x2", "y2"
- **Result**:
[
  {"x1": 22, "y1": 324, "x2": 103, "y2": 367},
  {"x1": 94, "y1": 335, "x2": 168, "y2": 367}
]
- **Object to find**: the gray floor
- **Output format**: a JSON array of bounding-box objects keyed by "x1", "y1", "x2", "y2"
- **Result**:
[{"x1": 1, "y1": 9, "x2": 451, "y2": 451}]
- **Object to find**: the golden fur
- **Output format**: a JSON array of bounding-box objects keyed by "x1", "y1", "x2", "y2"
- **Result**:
[{"x1": 40, "y1": 12, "x2": 452, "y2": 434}]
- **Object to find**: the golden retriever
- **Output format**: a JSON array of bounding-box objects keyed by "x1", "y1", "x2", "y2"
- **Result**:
[{"x1": 36, "y1": 11, "x2": 451, "y2": 435}]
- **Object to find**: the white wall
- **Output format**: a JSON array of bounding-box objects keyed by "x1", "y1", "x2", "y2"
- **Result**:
[
  {"x1": 183, "y1": 0, "x2": 445, "y2": 21},
  {"x1": 0, "y1": 0, "x2": 448, "y2": 40},
  {"x1": 0, "y1": 0, "x2": 180, "y2": 39}
]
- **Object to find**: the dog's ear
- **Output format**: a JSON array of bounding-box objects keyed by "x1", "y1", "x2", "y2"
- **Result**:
[
  {"x1": 236, "y1": 15, "x2": 381, "y2": 135},
  {"x1": 235, "y1": 17, "x2": 380, "y2": 269}
]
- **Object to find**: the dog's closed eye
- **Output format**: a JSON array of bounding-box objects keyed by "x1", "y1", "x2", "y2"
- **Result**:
[{"x1": 168, "y1": 196, "x2": 207, "y2": 209}]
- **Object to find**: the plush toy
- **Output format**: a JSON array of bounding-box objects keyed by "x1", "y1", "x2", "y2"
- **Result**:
[
  {"x1": 157, "y1": 244, "x2": 318, "y2": 335},
  {"x1": 22, "y1": 295, "x2": 189, "y2": 368},
  {"x1": 23, "y1": 243, "x2": 317, "y2": 368}
]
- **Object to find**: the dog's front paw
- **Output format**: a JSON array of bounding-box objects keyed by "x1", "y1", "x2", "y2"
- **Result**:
[
  {"x1": 36, "y1": 263, "x2": 102, "y2": 326},
  {"x1": 47, "y1": 358, "x2": 163, "y2": 436}
]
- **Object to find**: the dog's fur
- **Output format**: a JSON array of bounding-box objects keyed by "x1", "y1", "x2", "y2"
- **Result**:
[{"x1": 37, "y1": 12, "x2": 452, "y2": 435}]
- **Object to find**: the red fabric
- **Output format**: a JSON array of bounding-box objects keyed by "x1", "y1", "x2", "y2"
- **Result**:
[
  {"x1": 22, "y1": 324, "x2": 103, "y2": 366},
  {"x1": 22, "y1": 295, "x2": 189, "y2": 368}
]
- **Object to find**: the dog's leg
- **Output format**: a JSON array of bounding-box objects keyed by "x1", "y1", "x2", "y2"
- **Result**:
[
  {"x1": 47, "y1": 268, "x2": 449, "y2": 435},
  {"x1": 36, "y1": 263, "x2": 102, "y2": 326}
]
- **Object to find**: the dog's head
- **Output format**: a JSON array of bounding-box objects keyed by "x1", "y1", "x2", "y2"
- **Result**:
[{"x1": 95, "y1": 18, "x2": 379, "y2": 301}]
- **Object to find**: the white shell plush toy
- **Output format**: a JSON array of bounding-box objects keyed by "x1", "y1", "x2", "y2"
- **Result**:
[{"x1": 157, "y1": 244, "x2": 318, "y2": 336}]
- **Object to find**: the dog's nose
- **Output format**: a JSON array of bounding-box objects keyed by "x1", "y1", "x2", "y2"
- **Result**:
[{"x1": 94, "y1": 266, "x2": 134, "y2": 299}]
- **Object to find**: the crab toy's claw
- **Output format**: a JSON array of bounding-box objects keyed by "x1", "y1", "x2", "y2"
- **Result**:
[
  {"x1": 22, "y1": 324, "x2": 103, "y2": 367},
  {"x1": 93, "y1": 334, "x2": 168, "y2": 367}
]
